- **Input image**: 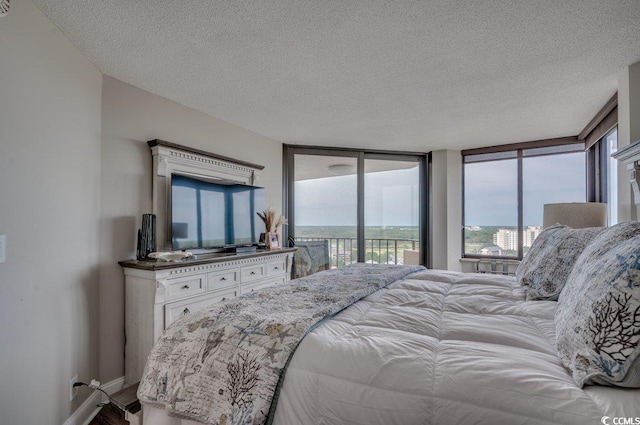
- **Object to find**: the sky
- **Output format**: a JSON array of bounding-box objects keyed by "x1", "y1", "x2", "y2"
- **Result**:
[
  {"x1": 295, "y1": 152, "x2": 585, "y2": 227},
  {"x1": 295, "y1": 167, "x2": 419, "y2": 226},
  {"x1": 465, "y1": 152, "x2": 586, "y2": 226}
]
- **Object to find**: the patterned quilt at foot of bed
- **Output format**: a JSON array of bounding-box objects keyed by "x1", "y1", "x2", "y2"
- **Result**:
[{"x1": 137, "y1": 263, "x2": 425, "y2": 425}]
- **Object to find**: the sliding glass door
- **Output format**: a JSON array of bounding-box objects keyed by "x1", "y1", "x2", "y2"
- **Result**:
[
  {"x1": 293, "y1": 153, "x2": 359, "y2": 267},
  {"x1": 364, "y1": 157, "x2": 421, "y2": 265},
  {"x1": 285, "y1": 146, "x2": 427, "y2": 271}
]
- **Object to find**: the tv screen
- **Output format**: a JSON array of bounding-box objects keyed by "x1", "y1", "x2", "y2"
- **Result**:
[{"x1": 171, "y1": 174, "x2": 265, "y2": 250}]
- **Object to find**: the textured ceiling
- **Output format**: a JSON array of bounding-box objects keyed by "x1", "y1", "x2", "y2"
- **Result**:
[{"x1": 33, "y1": 0, "x2": 640, "y2": 152}]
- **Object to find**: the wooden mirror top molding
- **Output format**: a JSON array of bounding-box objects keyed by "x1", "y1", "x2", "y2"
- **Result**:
[{"x1": 147, "y1": 139, "x2": 264, "y2": 171}]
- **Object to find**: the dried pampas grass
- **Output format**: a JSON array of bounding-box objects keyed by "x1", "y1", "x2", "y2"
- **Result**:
[{"x1": 257, "y1": 207, "x2": 287, "y2": 233}]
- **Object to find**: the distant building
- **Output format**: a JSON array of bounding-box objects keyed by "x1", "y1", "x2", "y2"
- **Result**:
[
  {"x1": 493, "y1": 229, "x2": 518, "y2": 251},
  {"x1": 466, "y1": 225, "x2": 482, "y2": 231},
  {"x1": 493, "y1": 226, "x2": 541, "y2": 250},
  {"x1": 523, "y1": 226, "x2": 542, "y2": 248}
]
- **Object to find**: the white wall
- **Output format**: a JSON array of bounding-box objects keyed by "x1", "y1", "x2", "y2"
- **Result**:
[
  {"x1": 430, "y1": 150, "x2": 462, "y2": 271},
  {"x1": 99, "y1": 76, "x2": 284, "y2": 382},
  {"x1": 0, "y1": 3, "x2": 284, "y2": 421},
  {"x1": 0, "y1": 1, "x2": 103, "y2": 423}
]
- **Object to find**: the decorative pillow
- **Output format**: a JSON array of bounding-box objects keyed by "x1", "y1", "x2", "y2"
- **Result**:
[
  {"x1": 515, "y1": 224, "x2": 604, "y2": 300},
  {"x1": 555, "y1": 222, "x2": 640, "y2": 388}
]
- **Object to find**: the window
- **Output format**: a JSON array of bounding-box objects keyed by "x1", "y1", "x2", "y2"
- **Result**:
[
  {"x1": 285, "y1": 146, "x2": 428, "y2": 268},
  {"x1": 294, "y1": 153, "x2": 359, "y2": 266},
  {"x1": 587, "y1": 126, "x2": 618, "y2": 225},
  {"x1": 464, "y1": 158, "x2": 518, "y2": 256},
  {"x1": 364, "y1": 158, "x2": 421, "y2": 265},
  {"x1": 463, "y1": 140, "x2": 586, "y2": 259},
  {"x1": 582, "y1": 95, "x2": 617, "y2": 223}
]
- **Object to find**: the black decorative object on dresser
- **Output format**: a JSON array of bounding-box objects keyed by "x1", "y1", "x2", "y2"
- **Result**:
[{"x1": 135, "y1": 213, "x2": 156, "y2": 260}]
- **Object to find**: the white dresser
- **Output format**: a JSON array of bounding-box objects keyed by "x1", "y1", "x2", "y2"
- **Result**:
[{"x1": 120, "y1": 248, "x2": 295, "y2": 384}]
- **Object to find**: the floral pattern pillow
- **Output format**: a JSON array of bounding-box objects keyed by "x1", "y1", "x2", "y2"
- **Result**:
[
  {"x1": 515, "y1": 224, "x2": 604, "y2": 300},
  {"x1": 555, "y1": 222, "x2": 640, "y2": 388}
]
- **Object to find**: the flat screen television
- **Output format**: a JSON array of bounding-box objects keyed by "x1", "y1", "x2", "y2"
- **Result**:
[{"x1": 170, "y1": 174, "x2": 265, "y2": 250}]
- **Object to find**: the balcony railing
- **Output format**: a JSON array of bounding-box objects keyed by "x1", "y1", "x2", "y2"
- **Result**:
[{"x1": 294, "y1": 237, "x2": 418, "y2": 268}]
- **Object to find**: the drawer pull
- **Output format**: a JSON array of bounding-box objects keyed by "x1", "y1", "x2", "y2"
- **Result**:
[
  {"x1": 182, "y1": 285, "x2": 190, "y2": 289},
  {"x1": 274, "y1": 266, "x2": 279, "y2": 270},
  {"x1": 183, "y1": 307, "x2": 190, "y2": 315},
  {"x1": 250, "y1": 271, "x2": 256, "y2": 275},
  {"x1": 220, "y1": 277, "x2": 227, "y2": 281}
]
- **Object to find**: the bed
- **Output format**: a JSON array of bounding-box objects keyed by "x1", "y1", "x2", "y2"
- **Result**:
[{"x1": 138, "y1": 222, "x2": 640, "y2": 425}]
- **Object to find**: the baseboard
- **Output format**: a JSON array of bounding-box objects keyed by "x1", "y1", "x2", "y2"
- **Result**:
[{"x1": 63, "y1": 376, "x2": 126, "y2": 425}]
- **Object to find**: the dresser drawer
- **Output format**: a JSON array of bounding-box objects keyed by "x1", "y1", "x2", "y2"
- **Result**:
[
  {"x1": 165, "y1": 275, "x2": 205, "y2": 300},
  {"x1": 267, "y1": 260, "x2": 286, "y2": 276},
  {"x1": 241, "y1": 264, "x2": 266, "y2": 282},
  {"x1": 208, "y1": 268, "x2": 239, "y2": 290},
  {"x1": 164, "y1": 288, "x2": 238, "y2": 328},
  {"x1": 240, "y1": 277, "x2": 285, "y2": 294}
]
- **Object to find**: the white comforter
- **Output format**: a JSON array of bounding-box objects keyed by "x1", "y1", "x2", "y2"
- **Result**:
[
  {"x1": 143, "y1": 269, "x2": 640, "y2": 425},
  {"x1": 272, "y1": 269, "x2": 640, "y2": 425}
]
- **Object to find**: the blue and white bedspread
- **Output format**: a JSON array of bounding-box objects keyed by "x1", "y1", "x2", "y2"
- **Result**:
[{"x1": 137, "y1": 264, "x2": 424, "y2": 425}]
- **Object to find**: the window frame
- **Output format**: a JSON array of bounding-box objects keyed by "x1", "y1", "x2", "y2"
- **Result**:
[
  {"x1": 283, "y1": 145, "x2": 430, "y2": 267},
  {"x1": 581, "y1": 93, "x2": 618, "y2": 224},
  {"x1": 461, "y1": 137, "x2": 586, "y2": 260},
  {"x1": 587, "y1": 126, "x2": 618, "y2": 224}
]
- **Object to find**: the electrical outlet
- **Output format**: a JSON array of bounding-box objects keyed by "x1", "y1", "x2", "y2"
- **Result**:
[{"x1": 69, "y1": 375, "x2": 78, "y2": 402}]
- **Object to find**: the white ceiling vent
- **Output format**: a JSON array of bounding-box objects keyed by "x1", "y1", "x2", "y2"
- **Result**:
[{"x1": 0, "y1": 0, "x2": 9, "y2": 17}]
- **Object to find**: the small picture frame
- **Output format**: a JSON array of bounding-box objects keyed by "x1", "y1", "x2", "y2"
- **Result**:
[{"x1": 267, "y1": 232, "x2": 280, "y2": 249}]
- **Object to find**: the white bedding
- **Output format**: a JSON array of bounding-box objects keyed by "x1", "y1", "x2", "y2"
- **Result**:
[{"x1": 143, "y1": 269, "x2": 640, "y2": 425}]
